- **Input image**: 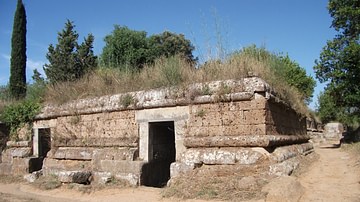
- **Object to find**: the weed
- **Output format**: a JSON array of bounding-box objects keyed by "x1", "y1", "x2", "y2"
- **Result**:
[
  {"x1": 120, "y1": 94, "x2": 135, "y2": 108},
  {"x1": 69, "y1": 114, "x2": 81, "y2": 125},
  {"x1": 196, "y1": 109, "x2": 206, "y2": 118},
  {"x1": 201, "y1": 84, "x2": 212, "y2": 95}
]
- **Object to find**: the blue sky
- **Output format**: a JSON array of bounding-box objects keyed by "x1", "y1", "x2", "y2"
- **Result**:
[{"x1": 0, "y1": 0, "x2": 336, "y2": 109}]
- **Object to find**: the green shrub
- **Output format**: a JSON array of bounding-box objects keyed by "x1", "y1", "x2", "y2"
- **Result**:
[{"x1": 1, "y1": 99, "x2": 41, "y2": 139}]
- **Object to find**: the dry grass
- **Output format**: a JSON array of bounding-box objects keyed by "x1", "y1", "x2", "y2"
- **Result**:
[
  {"x1": 162, "y1": 164, "x2": 270, "y2": 201},
  {"x1": 0, "y1": 175, "x2": 25, "y2": 184},
  {"x1": 44, "y1": 52, "x2": 309, "y2": 115},
  {"x1": 31, "y1": 175, "x2": 62, "y2": 190}
]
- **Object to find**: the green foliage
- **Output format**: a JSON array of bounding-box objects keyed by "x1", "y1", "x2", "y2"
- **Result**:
[
  {"x1": 235, "y1": 45, "x2": 316, "y2": 103},
  {"x1": 316, "y1": 90, "x2": 338, "y2": 123},
  {"x1": 314, "y1": 0, "x2": 360, "y2": 124},
  {"x1": 120, "y1": 94, "x2": 135, "y2": 108},
  {"x1": 148, "y1": 31, "x2": 196, "y2": 64},
  {"x1": 280, "y1": 55, "x2": 316, "y2": 104},
  {"x1": 9, "y1": 0, "x2": 27, "y2": 100},
  {"x1": 100, "y1": 26, "x2": 196, "y2": 70},
  {"x1": 1, "y1": 99, "x2": 40, "y2": 138},
  {"x1": 101, "y1": 25, "x2": 148, "y2": 69},
  {"x1": 26, "y1": 69, "x2": 46, "y2": 101},
  {"x1": 44, "y1": 20, "x2": 97, "y2": 83}
]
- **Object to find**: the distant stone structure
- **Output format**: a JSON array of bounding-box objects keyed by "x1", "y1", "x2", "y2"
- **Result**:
[
  {"x1": 323, "y1": 122, "x2": 344, "y2": 140},
  {"x1": 0, "y1": 77, "x2": 313, "y2": 186}
]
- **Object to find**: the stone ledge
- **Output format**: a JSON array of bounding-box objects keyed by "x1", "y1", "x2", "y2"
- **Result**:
[
  {"x1": 54, "y1": 137, "x2": 138, "y2": 147},
  {"x1": 97, "y1": 160, "x2": 145, "y2": 174},
  {"x1": 184, "y1": 135, "x2": 310, "y2": 148},
  {"x1": 53, "y1": 147, "x2": 94, "y2": 160},
  {"x1": 180, "y1": 147, "x2": 268, "y2": 166},
  {"x1": 270, "y1": 142, "x2": 314, "y2": 163},
  {"x1": 269, "y1": 158, "x2": 300, "y2": 176},
  {"x1": 3, "y1": 147, "x2": 32, "y2": 159},
  {"x1": 35, "y1": 77, "x2": 270, "y2": 120},
  {"x1": 6, "y1": 141, "x2": 31, "y2": 147}
]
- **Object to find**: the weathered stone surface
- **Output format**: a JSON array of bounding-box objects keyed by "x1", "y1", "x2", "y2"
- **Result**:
[
  {"x1": 36, "y1": 77, "x2": 270, "y2": 119},
  {"x1": 3, "y1": 148, "x2": 32, "y2": 159},
  {"x1": 0, "y1": 163, "x2": 11, "y2": 175},
  {"x1": 92, "y1": 172, "x2": 112, "y2": 184},
  {"x1": 53, "y1": 137, "x2": 138, "y2": 147},
  {"x1": 170, "y1": 162, "x2": 196, "y2": 178},
  {"x1": 1, "y1": 150, "x2": 13, "y2": 163},
  {"x1": 43, "y1": 158, "x2": 91, "y2": 174},
  {"x1": 92, "y1": 148, "x2": 139, "y2": 171},
  {"x1": 53, "y1": 147, "x2": 94, "y2": 160},
  {"x1": 262, "y1": 176, "x2": 304, "y2": 202},
  {"x1": 11, "y1": 158, "x2": 30, "y2": 175},
  {"x1": 6, "y1": 141, "x2": 31, "y2": 147},
  {"x1": 57, "y1": 171, "x2": 91, "y2": 184},
  {"x1": 115, "y1": 173, "x2": 139, "y2": 186},
  {"x1": 181, "y1": 148, "x2": 268, "y2": 165},
  {"x1": 24, "y1": 170, "x2": 43, "y2": 183},
  {"x1": 269, "y1": 158, "x2": 299, "y2": 176},
  {"x1": 235, "y1": 148, "x2": 268, "y2": 164},
  {"x1": 10, "y1": 147, "x2": 32, "y2": 158},
  {"x1": 97, "y1": 160, "x2": 144, "y2": 174},
  {"x1": 184, "y1": 135, "x2": 310, "y2": 148},
  {"x1": 270, "y1": 143, "x2": 313, "y2": 163},
  {"x1": 324, "y1": 122, "x2": 344, "y2": 140}
]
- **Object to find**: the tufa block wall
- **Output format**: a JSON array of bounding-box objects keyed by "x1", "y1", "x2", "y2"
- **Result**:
[{"x1": 0, "y1": 77, "x2": 312, "y2": 185}]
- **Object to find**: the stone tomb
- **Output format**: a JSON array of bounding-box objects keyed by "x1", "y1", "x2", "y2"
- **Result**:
[{"x1": 0, "y1": 77, "x2": 313, "y2": 186}]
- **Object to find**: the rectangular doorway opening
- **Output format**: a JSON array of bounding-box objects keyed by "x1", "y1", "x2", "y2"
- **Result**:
[
  {"x1": 38, "y1": 128, "x2": 51, "y2": 158},
  {"x1": 141, "y1": 121, "x2": 175, "y2": 187},
  {"x1": 30, "y1": 128, "x2": 51, "y2": 172}
]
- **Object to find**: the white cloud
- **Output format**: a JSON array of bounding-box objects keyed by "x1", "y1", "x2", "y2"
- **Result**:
[
  {"x1": 1, "y1": 53, "x2": 10, "y2": 61},
  {"x1": 26, "y1": 59, "x2": 46, "y2": 81},
  {"x1": 27, "y1": 59, "x2": 45, "y2": 71}
]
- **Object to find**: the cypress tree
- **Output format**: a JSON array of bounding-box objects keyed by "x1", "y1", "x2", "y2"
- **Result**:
[{"x1": 9, "y1": 0, "x2": 27, "y2": 99}]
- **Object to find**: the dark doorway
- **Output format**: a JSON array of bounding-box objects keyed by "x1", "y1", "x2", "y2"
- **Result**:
[
  {"x1": 141, "y1": 121, "x2": 175, "y2": 187},
  {"x1": 30, "y1": 128, "x2": 51, "y2": 172},
  {"x1": 39, "y1": 128, "x2": 51, "y2": 158}
]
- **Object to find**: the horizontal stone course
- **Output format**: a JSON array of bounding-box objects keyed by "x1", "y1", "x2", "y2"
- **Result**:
[
  {"x1": 184, "y1": 135, "x2": 310, "y2": 148},
  {"x1": 180, "y1": 147, "x2": 268, "y2": 166}
]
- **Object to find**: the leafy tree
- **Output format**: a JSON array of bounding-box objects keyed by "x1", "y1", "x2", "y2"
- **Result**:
[
  {"x1": 44, "y1": 20, "x2": 97, "y2": 83},
  {"x1": 238, "y1": 46, "x2": 316, "y2": 103},
  {"x1": 280, "y1": 55, "x2": 316, "y2": 104},
  {"x1": 101, "y1": 25, "x2": 148, "y2": 69},
  {"x1": 100, "y1": 26, "x2": 196, "y2": 70},
  {"x1": 148, "y1": 31, "x2": 196, "y2": 63},
  {"x1": 9, "y1": 0, "x2": 27, "y2": 99},
  {"x1": 314, "y1": 0, "x2": 360, "y2": 124},
  {"x1": 317, "y1": 90, "x2": 338, "y2": 123}
]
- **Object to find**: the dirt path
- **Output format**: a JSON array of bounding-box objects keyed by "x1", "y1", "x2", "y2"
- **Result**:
[
  {"x1": 0, "y1": 144, "x2": 359, "y2": 202},
  {"x1": 299, "y1": 144, "x2": 360, "y2": 202}
]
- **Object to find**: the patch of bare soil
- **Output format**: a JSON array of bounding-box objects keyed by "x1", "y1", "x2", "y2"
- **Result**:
[{"x1": 298, "y1": 143, "x2": 360, "y2": 202}]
